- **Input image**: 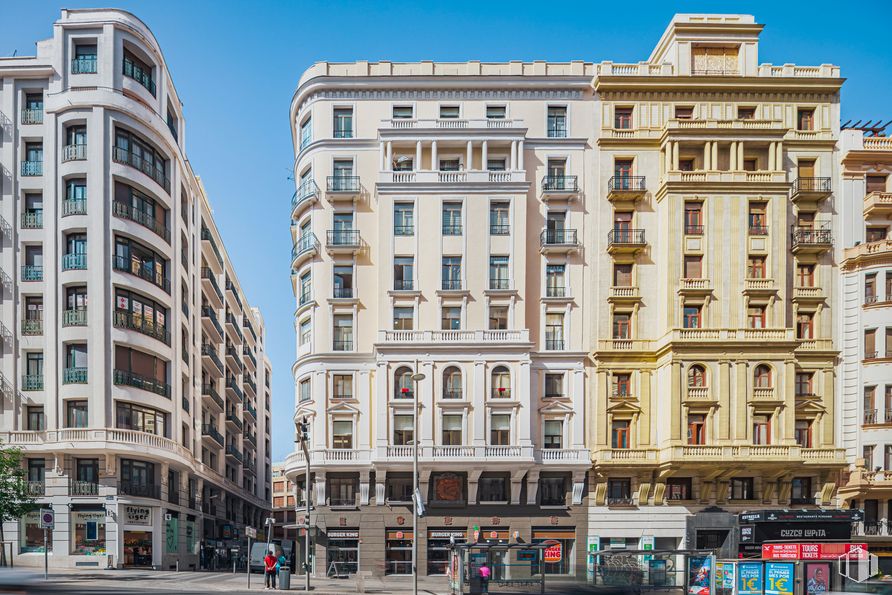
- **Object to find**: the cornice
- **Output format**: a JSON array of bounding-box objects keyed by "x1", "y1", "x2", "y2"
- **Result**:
[{"x1": 595, "y1": 76, "x2": 844, "y2": 95}]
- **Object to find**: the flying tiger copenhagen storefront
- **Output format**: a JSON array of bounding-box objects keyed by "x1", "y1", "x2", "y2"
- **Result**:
[{"x1": 121, "y1": 505, "x2": 156, "y2": 568}]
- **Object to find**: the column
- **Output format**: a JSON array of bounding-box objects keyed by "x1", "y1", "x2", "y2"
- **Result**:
[
  {"x1": 596, "y1": 371, "x2": 608, "y2": 447},
  {"x1": 719, "y1": 361, "x2": 731, "y2": 440},
  {"x1": 517, "y1": 140, "x2": 524, "y2": 169},
  {"x1": 729, "y1": 141, "x2": 737, "y2": 170},
  {"x1": 473, "y1": 361, "x2": 486, "y2": 446},
  {"x1": 776, "y1": 141, "x2": 783, "y2": 170},
  {"x1": 375, "y1": 362, "x2": 388, "y2": 448},
  {"x1": 431, "y1": 141, "x2": 438, "y2": 170},
  {"x1": 822, "y1": 369, "x2": 834, "y2": 447},
  {"x1": 703, "y1": 143, "x2": 711, "y2": 170},
  {"x1": 783, "y1": 360, "x2": 796, "y2": 444},
  {"x1": 737, "y1": 141, "x2": 744, "y2": 169},
  {"x1": 672, "y1": 141, "x2": 680, "y2": 170},
  {"x1": 517, "y1": 360, "x2": 532, "y2": 446},
  {"x1": 768, "y1": 142, "x2": 776, "y2": 171},
  {"x1": 510, "y1": 141, "x2": 517, "y2": 170},
  {"x1": 571, "y1": 369, "x2": 585, "y2": 448},
  {"x1": 415, "y1": 141, "x2": 422, "y2": 170},
  {"x1": 380, "y1": 141, "x2": 386, "y2": 170},
  {"x1": 639, "y1": 370, "x2": 652, "y2": 445},
  {"x1": 670, "y1": 362, "x2": 682, "y2": 442},
  {"x1": 386, "y1": 141, "x2": 393, "y2": 170},
  {"x1": 481, "y1": 141, "x2": 488, "y2": 170},
  {"x1": 421, "y1": 360, "x2": 434, "y2": 447},
  {"x1": 358, "y1": 369, "x2": 371, "y2": 449},
  {"x1": 735, "y1": 361, "x2": 748, "y2": 442},
  {"x1": 466, "y1": 141, "x2": 473, "y2": 170},
  {"x1": 711, "y1": 140, "x2": 718, "y2": 169}
]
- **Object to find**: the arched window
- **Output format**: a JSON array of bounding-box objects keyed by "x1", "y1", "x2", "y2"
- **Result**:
[
  {"x1": 688, "y1": 365, "x2": 707, "y2": 388},
  {"x1": 394, "y1": 366, "x2": 413, "y2": 399},
  {"x1": 491, "y1": 366, "x2": 511, "y2": 398},
  {"x1": 754, "y1": 364, "x2": 772, "y2": 389},
  {"x1": 443, "y1": 367, "x2": 462, "y2": 399}
]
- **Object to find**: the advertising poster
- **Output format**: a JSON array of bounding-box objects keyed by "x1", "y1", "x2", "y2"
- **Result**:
[
  {"x1": 738, "y1": 562, "x2": 763, "y2": 595},
  {"x1": 805, "y1": 563, "x2": 830, "y2": 595},
  {"x1": 650, "y1": 559, "x2": 668, "y2": 586},
  {"x1": 688, "y1": 556, "x2": 712, "y2": 595},
  {"x1": 765, "y1": 562, "x2": 794, "y2": 595}
]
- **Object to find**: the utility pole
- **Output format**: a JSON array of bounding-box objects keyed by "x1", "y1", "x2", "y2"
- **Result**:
[{"x1": 299, "y1": 417, "x2": 312, "y2": 592}]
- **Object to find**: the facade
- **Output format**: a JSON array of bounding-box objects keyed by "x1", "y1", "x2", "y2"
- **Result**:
[
  {"x1": 588, "y1": 14, "x2": 845, "y2": 557},
  {"x1": 284, "y1": 12, "x2": 852, "y2": 577},
  {"x1": 284, "y1": 59, "x2": 592, "y2": 576},
  {"x1": 836, "y1": 129, "x2": 892, "y2": 561},
  {"x1": 0, "y1": 9, "x2": 273, "y2": 569},
  {"x1": 271, "y1": 462, "x2": 298, "y2": 543}
]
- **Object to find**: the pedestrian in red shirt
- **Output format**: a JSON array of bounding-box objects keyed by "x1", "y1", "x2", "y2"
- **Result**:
[{"x1": 264, "y1": 550, "x2": 277, "y2": 589}]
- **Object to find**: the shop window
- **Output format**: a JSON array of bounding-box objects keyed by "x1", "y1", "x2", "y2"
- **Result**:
[
  {"x1": 20, "y1": 511, "x2": 52, "y2": 553},
  {"x1": 385, "y1": 529, "x2": 413, "y2": 575},
  {"x1": 71, "y1": 510, "x2": 106, "y2": 555},
  {"x1": 531, "y1": 528, "x2": 575, "y2": 575}
]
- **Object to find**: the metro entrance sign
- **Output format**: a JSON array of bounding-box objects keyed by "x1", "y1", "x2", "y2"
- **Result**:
[
  {"x1": 762, "y1": 543, "x2": 868, "y2": 560},
  {"x1": 544, "y1": 543, "x2": 562, "y2": 563}
]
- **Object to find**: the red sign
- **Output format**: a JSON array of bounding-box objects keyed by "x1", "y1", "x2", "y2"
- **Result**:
[
  {"x1": 395, "y1": 531, "x2": 404, "y2": 540},
  {"x1": 762, "y1": 543, "x2": 867, "y2": 560},
  {"x1": 544, "y1": 543, "x2": 562, "y2": 563}
]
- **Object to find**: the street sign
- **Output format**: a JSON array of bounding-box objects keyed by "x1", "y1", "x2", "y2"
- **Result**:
[
  {"x1": 544, "y1": 543, "x2": 562, "y2": 563},
  {"x1": 39, "y1": 508, "x2": 54, "y2": 530},
  {"x1": 246, "y1": 526, "x2": 257, "y2": 538}
]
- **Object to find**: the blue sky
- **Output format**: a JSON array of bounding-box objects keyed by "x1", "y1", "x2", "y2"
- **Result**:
[{"x1": 2, "y1": 1, "x2": 891, "y2": 461}]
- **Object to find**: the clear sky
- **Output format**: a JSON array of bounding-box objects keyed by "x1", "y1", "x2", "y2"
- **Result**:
[{"x1": 2, "y1": 0, "x2": 891, "y2": 462}]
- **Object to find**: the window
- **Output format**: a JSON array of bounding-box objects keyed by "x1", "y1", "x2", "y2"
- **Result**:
[
  {"x1": 393, "y1": 306, "x2": 414, "y2": 330},
  {"x1": 678, "y1": 158, "x2": 695, "y2": 172},
  {"x1": 299, "y1": 318, "x2": 311, "y2": 346},
  {"x1": 26, "y1": 352, "x2": 44, "y2": 380},
  {"x1": 613, "y1": 264, "x2": 632, "y2": 287},
  {"x1": 797, "y1": 108, "x2": 815, "y2": 131},
  {"x1": 737, "y1": 106, "x2": 756, "y2": 120},
  {"x1": 688, "y1": 414, "x2": 706, "y2": 445},
  {"x1": 439, "y1": 158, "x2": 461, "y2": 171},
  {"x1": 329, "y1": 476, "x2": 357, "y2": 507},
  {"x1": 546, "y1": 264, "x2": 566, "y2": 297},
  {"x1": 393, "y1": 256, "x2": 414, "y2": 291},
  {"x1": 684, "y1": 202, "x2": 703, "y2": 234},
  {"x1": 484, "y1": 256, "x2": 509, "y2": 290},
  {"x1": 439, "y1": 105, "x2": 460, "y2": 119},
  {"x1": 490, "y1": 414, "x2": 511, "y2": 445},
  {"x1": 612, "y1": 373, "x2": 631, "y2": 398},
  {"x1": 392, "y1": 105, "x2": 413, "y2": 119},
  {"x1": 752, "y1": 415, "x2": 770, "y2": 445},
  {"x1": 607, "y1": 478, "x2": 631, "y2": 504},
  {"x1": 492, "y1": 366, "x2": 511, "y2": 398},
  {"x1": 754, "y1": 365, "x2": 772, "y2": 388},
  {"x1": 490, "y1": 201, "x2": 510, "y2": 235},
  {"x1": 747, "y1": 305, "x2": 766, "y2": 329},
  {"x1": 540, "y1": 476, "x2": 567, "y2": 506},
  {"x1": 122, "y1": 49, "x2": 155, "y2": 94},
  {"x1": 442, "y1": 202, "x2": 462, "y2": 235},
  {"x1": 489, "y1": 306, "x2": 508, "y2": 330},
  {"x1": 867, "y1": 175, "x2": 888, "y2": 194},
  {"x1": 486, "y1": 105, "x2": 506, "y2": 119},
  {"x1": 27, "y1": 406, "x2": 45, "y2": 431},
  {"x1": 295, "y1": 268, "x2": 310, "y2": 302},
  {"x1": 333, "y1": 265, "x2": 353, "y2": 299},
  {"x1": 441, "y1": 306, "x2": 461, "y2": 330},
  {"x1": 867, "y1": 227, "x2": 888, "y2": 243},
  {"x1": 688, "y1": 365, "x2": 706, "y2": 388},
  {"x1": 333, "y1": 375, "x2": 352, "y2": 399},
  {"x1": 332, "y1": 421, "x2": 353, "y2": 449},
  {"x1": 487, "y1": 158, "x2": 506, "y2": 171},
  {"x1": 113, "y1": 128, "x2": 168, "y2": 188},
  {"x1": 614, "y1": 107, "x2": 633, "y2": 129},
  {"x1": 443, "y1": 367, "x2": 462, "y2": 399},
  {"x1": 114, "y1": 346, "x2": 168, "y2": 396},
  {"x1": 115, "y1": 288, "x2": 168, "y2": 340},
  {"x1": 748, "y1": 203, "x2": 767, "y2": 234},
  {"x1": 544, "y1": 373, "x2": 564, "y2": 399},
  {"x1": 386, "y1": 474, "x2": 413, "y2": 502},
  {"x1": 113, "y1": 235, "x2": 168, "y2": 291},
  {"x1": 613, "y1": 313, "x2": 631, "y2": 339},
  {"x1": 299, "y1": 378, "x2": 311, "y2": 402},
  {"x1": 545, "y1": 313, "x2": 564, "y2": 350},
  {"x1": 547, "y1": 106, "x2": 567, "y2": 138},
  {"x1": 798, "y1": 264, "x2": 815, "y2": 288},
  {"x1": 333, "y1": 315, "x2": 353, "y2": 351},
  {"x1": 394, "y1": 367, "x2": 413, "y2": 399},
  {"x1": 865, "y1": 273, "x2": 878, "y2": 303},
  {"x1": 864, "y1": 445, "x2": 875, "y2": 467},
  {"x1": 795, "y1": 420, "x2": 812, "y2": 448},
  {"x1": 393, "y1": 202, "x2": 415, "y2": 236},
  {"x1": 667, "y1": 478, "x2": 692, "y2": 500},
  {"x1": 683, "y1": 305, "x2": 702, "y2": 329},
  {"x1": 791, "y1": 477, "x2": 812, "y2": 504},
  {"x1": 393, "y1": 415, "x2": 414, "y2": 446},
  {"x1": 64, "y1": 398, "x2": 88, "y2": 427},
  {"x1": 544, "y1": 420, "x2": 563, "y2": 449},
  {"x1": 611, "y1": 420, "x2": 630, "y2": 449},
  {"x1": 442, "y1": 414, "x2": 462, "y2": 445},
  {"x1": 547, "y1": 158, "x2": 567, "y2": 184},
  {"x1": 743, "y1": 158, "x2": 757, "y2": 172},
  {"x1": 675, "y1": 106, "x2": 693, "y2": 119},
  {"x1": 333, "y1": 108, "x2": 353, "y2": 138},
  {"x1": 865, "y1": 329, "x2": 877, "y2": 359},
  {"x1": 479, "y1": 476, "x2": 508, "y2": 502},
  {"x1": 299, "y1": 116, "x2": 312, "y2": 150},
  {"x1": 797, "y1": 313, "x2": 814, "y2": 340},
  {"x1": 683, "y1": 255, "x2": 703, "y2": 279},
  {"x1": 729, "y1": 477, "x2": 754, "y2": 500},
  {"x1": 747, "y1": 256, "x2": 766, "y2": 279},
  {"x1": 116, "y1": 402, "x2": 167, "y2": 437},
  {"x1": 441, "y1": 256, "x2": 461, "y2": 290}
]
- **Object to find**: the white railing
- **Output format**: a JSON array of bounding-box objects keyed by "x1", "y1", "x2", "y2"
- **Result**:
[
  {"x1": 752, "y1": 388, "x2": 777, "y2": 400},
  {"x1": 599, "y1": 448, "x2": 657, "y2": 461},
  {"x1": 378, "y1": 170, "x2": 526, "y2": 185},
  {"x1": 537, "y1": 448, "x2": 590, "y2": 463},
  {"x1": 595, "y1": 62, "x2": 674, "y2": 76},
  {"x1": 386, "y1": 446, "x2": 413, "y2": 458},
  {"x1": 2, "y1": 428, "x2": 191, "y2": 462},
  {"x1": 679, "y1": 278, "x2": 710, "y2": 290},
  {"x1": 430, "y1": 446, "x2": 476, "y2": 458},
  {"x1": 669, "y1": 328, "x2": 794, "y2": 342},
  {"x1": 380, "y1": 118, "x2": 525, "y2": 130},
  {"x1": 378, "y1": 329, "x2": 530, "y2": 343},
  {"x1": 865, "y1": 137, "x2": 892, "y2": 151},
  {"x1": 484, "y1": 446, "x2": 523, "y2": 458},
  {"x1": 610, "y1": 286, "x2": 639, "y2": 298},
  {"x1": 793, "y1": 286, "x2": 822, "y2": 298},
  {"x1": 687, "y1": 387, "x2": 709, "y2": 399},
  {"x1": 746, "y1": 278, "x2": 775, "y2": 291},
  {"x1": 664, "y1": 170, "x2": 787, "y2": 184},
  {"x1": 666, "y1": 118, "x2": 782, "y2": 130}
]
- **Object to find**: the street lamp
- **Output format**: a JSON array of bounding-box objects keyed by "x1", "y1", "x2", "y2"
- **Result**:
[
  {"x1": 410, "y1": 372, "x2": 425, "y2": 595},
  {"x1": 297, "y1": 417, "x2": 312, "y2": 592}
]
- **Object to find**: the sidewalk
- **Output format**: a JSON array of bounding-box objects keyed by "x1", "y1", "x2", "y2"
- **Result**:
[{"x1": 45, "y1": 567, "x2": 453, "y2": 594}]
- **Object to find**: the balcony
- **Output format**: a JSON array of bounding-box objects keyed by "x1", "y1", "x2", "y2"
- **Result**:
[
  {"x1": 541, "y1": 176, "x2": 579, "y2": 199},
  {"x1": 226, "y1": 411, "x2": 244, "y2": 431},
  {"x1": 26, "y1": 481, "x2": 45, "y2": 497},
  {"x1": 225, "y1": 312, "x2": 244, "y2": 343},
  {"x1": 377, "y1": 169, "x2": 527, "y2": 191},
  {"x1": 659, "y1": 170, "x2": 787, "y2": 194},
  {"x1": 667, "y1": 327, "x2": 795, "y2": 342},
  {"x1": 678, "y1": 277, "x2": 712, "y2": 295},
  {"x1": 793, "y1": 286, "x2": 825, "y2": 303},
  {"x1": 201, "y1": 226, "x2": 224, "y2": 270},
  {"x1": 744, "y1": 278, "x2": 777, "y2": 295},
  {"x1": 63, "y1": 367, "x2": 88, "y2": 384},
  {"x1": 114, "y1": 309, "x2": 170, "y2": 345},
  {"x1": 21, "y1": 109, "x2": 43, "y2": 125},
  {"x1": 326, "y1": 176, "x2": 360, "y2": 198},
  {"x1": 21, "y1": 161, "x2": 43, "y2": 176},
  {"x1": 242, "y1": 346, "x2": 257, "y2": 370},
  {"x1": 225, "y1": 376, "x2": 244, "y2": 402},
  {"x1": 62, "y1": 199, "x2": 87, "y2": 217},
  {"x1": 123, "y1": 57, "x2": 156, "y2": 96},
  {"x1": 112, "y1": 255, "x2": 170, "y2": 293},
  {"x1": 62, "y1": 253, "x2": 87, "y2": 271},
  {"x1": 226, "y1": 444, "x2": 244, "y2": 463},
  {"x1": 791, "y1": 177, "x2": 832, "y2": 206},
  {"x1": 21, "y1": 265, "x2": 42, "y2": 282},
  {"x1": 119, "y1": 481, "x2": 160, "y2": 499},
  {"x1": 112, "y1": 146, "x2": 169, "y2": 192},
  {"x1": 62, "y1": 308, "x2": 87, "y2": 327},
  {"x1": 291, "y1": 233, "x2": 319, "y2": 269},
  {"x1": 201, "y1": 306, "x2": 225, "y2": 342},
  {"x1": 379, "y1": 117, "x2": 526, "y2": 133},
  {"x1": 201, "y1": 424, "x2": 224, "y2": 448},
  {"x1": 377, "y1": 329, "x2": 530, "y2": 345},
  {"x1": 225, "y1": 344, "x2": 241, "y2": 370},
  {"x1": 333, "y1": 286, "x2": 354, "y2": 299},
  {"x1": 22, "y1": 318, "x2": 42, "y2": 336},
  {"x1": 291, "y1": 179, "x2": 320, "y2": 218},
  {"x1": 113, "y1": 369, "x2": 170, "y2": 398},
  {"x1": 225, "y1": 279, "x2": 243, "y2": 313},
  {"x1": 545, "y1": 285, "x2": 571, "y2": 300},
  {"x1": 22, "y1": 375, "x2": 43, "y2": 391},
  {"x1": 69, "y1": 481, "x2": 98, "y2": 496},
  {"x1": 607, "y1": 229, "x2": 646, "y2": 255},
  {"x1": 243, "y1": 376, "x2": 257, "y2": 396},
  {"x1": 596, "y1": 448, "x2": 659, "y2": 465},
  {"x1": 864, "y1": 192, "x2": 892, "y2": 219},
  {"x1": 113, "y1": 201, "x2": 170, "y2": 242},
  {"x1": 244, "y1": 401, "x2": 257, "y2": 420},
  {"x1": 608, "y1": 286, "x2": 640, "y2": 303},
  {"x1": 62, "y1": 144, "x2": 87, "y2": 162},
  {"x1": 71, "y1": 56, "x2": 97, "y2": 74},
  {"x1": 201, "y1": 268, "x2": 224, "y2": 308},
  {"x1": 326, "y1": 229, "x2": 361, "y2": 254},
  {"x1": 607, "y1": 176, "x2": 647, "y2": 202},
  {"x1": 791, "y1": 227, "x2": 832, "y2": 255},
  {"x1": 201, "y1": 382, "x2": 224, "y2": 410},
  {"x1": 21, "y1": 211, "x2": 42, "y2": 229},
  {"x1": 540, "y1": 229, "x2": 579, "y2": 253}
]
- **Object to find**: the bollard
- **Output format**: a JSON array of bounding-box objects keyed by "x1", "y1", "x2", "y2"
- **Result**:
[
  {"x1": 233, "y1": 558, "x2": 236, "y2": 573},
  {"x1": 176, "y1": 560, "x2": 179, "y2": 572}
]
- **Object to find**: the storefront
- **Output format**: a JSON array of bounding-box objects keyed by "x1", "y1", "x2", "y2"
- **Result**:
[
  {"x1": 532, "y1": 528, "x2": 575, "y2": 575},
  {"x1": 385, "y1": 529, "x2": 413, "y2": 575},
  {"x1": 738, "y1": 509, "x2": 860, "y2": 557},
  {"x1": 70, "y1": 509, "x2": 106, "y2": 556},
  {"x1": 479, "y1": 528, "x2": 510, "y2": 579},
  {"x1": 122, "y1": 504, "x2": 154, "y2": 567},
  {"x1": 326, "y1": 529, "x2": 359, "y2": 576},
  {"x1": 427, "y1": 529, "x2": 466, "y2": 575},
  {"x1": 19, "y1": 510, "x2": 52, "y2": 554}
]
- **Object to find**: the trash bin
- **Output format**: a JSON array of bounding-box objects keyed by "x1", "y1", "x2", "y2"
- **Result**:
[{"x1": 278, "y1": 567, "x2": 291, "y2": 590}]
